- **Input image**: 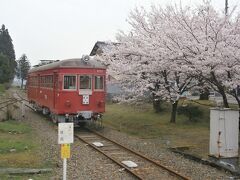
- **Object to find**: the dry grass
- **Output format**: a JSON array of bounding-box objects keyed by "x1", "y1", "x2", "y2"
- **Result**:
[
  {"x1": 0, "y1": 152, "x2": 42, "y2": 168},
  {"x1": 104, "y1": 101, "x2": 214, "y2": 158},
  {"x1": 0, "y1": 120, "x2": 45, "y2": 168},
  {"x1": 0, "y1": 120, "x2": 53, "y2": 179}
]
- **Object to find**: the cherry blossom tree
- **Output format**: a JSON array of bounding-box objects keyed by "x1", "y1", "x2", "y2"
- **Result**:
[
  {"x1": 174, "y1": 3, "x2": 240, "y2": 109},
  {"x1": 101, "y1": 2, "x2": 240, "y2": 123},
  {"x1": 169, "y1": 3, "x2": 240, "y2": 109}
]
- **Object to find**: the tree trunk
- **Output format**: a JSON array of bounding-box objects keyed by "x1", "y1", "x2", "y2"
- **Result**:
[
  {"x1": 153, "y1": 99, "x2": 162, "y2": 112},
  {"x1": 237, "y1": 100, "x2": 240, "y2": 131},
  {"x1": 170, "y1": 101, "x2": 178, "y2": 123},
  {"x1": 21, "y1": 78, "x2": 23, "y2": 89},
  {"x1": 199, "y1": 88, "x2": 209, "y2": 100},
  {"x1": 189, "y1": 111, "x2": 192, "y2": 121},
  {"x1": 220, "y1": 90, "x2": 229, "y2": 108},
  {"x1": 222, "y1": 93, "x2": 229, "y2": 108},
  {"x1": 234, "y1": 94, "x2": 240, "y2": 109},
  {"x1": 233, "y1": 93, "x2": 240, "y2": 127},
  {"x1": 210, "y1": 71, "x2": 229, "y2": 107}
]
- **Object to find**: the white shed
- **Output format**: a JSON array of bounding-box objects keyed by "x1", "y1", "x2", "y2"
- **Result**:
[{"x1": 209, "y1": 108, "x2": 239, "y2": 158}]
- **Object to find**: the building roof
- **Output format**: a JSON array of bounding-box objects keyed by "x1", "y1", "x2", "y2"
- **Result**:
[
  {"x1": 29, "y1": 57, "x2": 106, "y2": 73},
  {"x1": 33, "y1": 60, "x2": 60, "y2": 67},
  {"x1": 89, "y1": 41, "x2": 119, "y2": 56}
]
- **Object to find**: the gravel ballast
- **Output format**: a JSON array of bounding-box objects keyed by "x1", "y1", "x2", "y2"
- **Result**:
[
  {"x1": 16, "y1": 105, "x2": 136, "y2": 179},
  {"x1": 11, "y1": 90, "x2": 236, "y2": 179},
  {"x1": 99, "y1": 127, "x2": 235, "y2": 180}
]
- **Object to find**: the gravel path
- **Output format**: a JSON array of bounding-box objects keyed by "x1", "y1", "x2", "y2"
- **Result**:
[{"x1": 99, "y1": 127, "x2": 236, "y2": 180}]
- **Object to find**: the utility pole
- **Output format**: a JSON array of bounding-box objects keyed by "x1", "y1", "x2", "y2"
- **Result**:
[{"x1": 225, "y1": 0, "x2": 228, "y2": 15}]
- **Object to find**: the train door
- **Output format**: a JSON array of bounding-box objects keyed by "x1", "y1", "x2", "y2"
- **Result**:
[
  {"x1": 79, "y1": 75, "x2": 92, "y2": 105},
  {"x1": 94, "y1": 75, "x2": 105, "y2": 112}
]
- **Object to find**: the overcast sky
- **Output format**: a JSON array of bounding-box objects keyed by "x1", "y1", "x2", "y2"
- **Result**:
[{"x1": 0, "y1": 0, "x2": 239, "y2": 65}]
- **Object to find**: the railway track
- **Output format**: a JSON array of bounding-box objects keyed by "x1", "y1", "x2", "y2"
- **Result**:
[
  {"x1": 14, "y1": 92, "x2": 28, "y2": 102},
  {"x1": 0, "y1": 98, "x2": 19, "y2": 110},
  {"x1": 13, "y1": 92, "x2": 36, "y2": 111},
  {"x1": 13, "y1": 90, "x2": 190, "y2": 179},
  {"x1": 0, "y1": 91, "x2": 25, "y2": 111},
  {"x1": 75, "y1": 128, "x2": 190, "y2": 180}
]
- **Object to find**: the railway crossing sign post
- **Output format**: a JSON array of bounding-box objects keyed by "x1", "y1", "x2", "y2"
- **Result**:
[{"x1": 58, "y1": 123, "x2": 74, "y2": 180}]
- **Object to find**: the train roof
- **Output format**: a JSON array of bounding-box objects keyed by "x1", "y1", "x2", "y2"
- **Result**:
[{"x1": 29, "y1": 58, "x2": 106, "y2": 73}]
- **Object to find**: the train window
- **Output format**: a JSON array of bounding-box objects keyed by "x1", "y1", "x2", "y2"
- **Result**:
[
  {"x1": 80, "y1": 75, "x2": 92, "y2": 89},
  {"x1": 28, "y1": 76, "x2": 38, "y2": 87},
  {"x1": 95, "y1": 76, "x2": 104, "y2": 90},
  {"x1": 45, "y1": 75, "x2": 53, "y2": 88},
  {"x1": 40, "y1": 76, "x2": 45, "y2": 87},
  {"x1": 33, "y1": 76, "x2": 38, "y2": 86},
  {"x1": 64, "y1": 75, "x2": 76, "y2": 90}
]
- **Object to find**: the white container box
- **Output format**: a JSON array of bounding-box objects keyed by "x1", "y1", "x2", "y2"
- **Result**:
[{"x1": 209, "y1": 108, "x2": 239, "y2": 158}]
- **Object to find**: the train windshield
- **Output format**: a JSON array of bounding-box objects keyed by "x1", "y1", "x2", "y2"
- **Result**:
[
  {"x1": 64, "y1": 75, "x2": 76, "y2": 89},
  {"x1": 95, "y1": 76, "x2": 104, "y2": 90},
  {"x1": 79, "y1": 75, "x2": 92, "y2": 89}
]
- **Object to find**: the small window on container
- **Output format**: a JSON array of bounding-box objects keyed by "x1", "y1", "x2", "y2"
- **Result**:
[
  {"x1": 95, "y1": 76, "x2": 104, "y2": 90},
  {"x1": 80, "y1": 75, "x2": 92, "y2": 89},
  {"x1": 64, "y1": 75, "x2": 76, "y2": 90}
]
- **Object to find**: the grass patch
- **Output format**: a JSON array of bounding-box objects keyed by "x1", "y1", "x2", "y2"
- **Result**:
[
  {"x1": 104, "y1": 101, "x2": 210, "y2": 137},
  {"x1": 0, "y1": 137, "x2": 35, "y2": 154},
  {"x1": 0, "y1": 120, "x2": 31, "y2": 134},
  {"x1": 0, "y1": 84, "x2": 5, "y2": 93},
  {"x1": 0, "y1": 120, "x2": 45, "y2": 168},
  {"x1": 0, "y1": 151, "x2": 41, "y2": 167},
  {"x1": 104, "y1": 101, "x2": 213, "y2": 157},
  {"x1": 0, "y1": 173, "x2": 52, "y2": 180}
]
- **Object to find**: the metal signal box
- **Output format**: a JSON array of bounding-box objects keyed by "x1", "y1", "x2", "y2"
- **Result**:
[{"x1": 209, "y1": 108, "x2": 239, "y2": 158}]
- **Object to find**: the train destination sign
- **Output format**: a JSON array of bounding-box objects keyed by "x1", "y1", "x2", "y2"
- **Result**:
[{"x1": 58, "y1": 123, "x2": 74, "y2": 144}]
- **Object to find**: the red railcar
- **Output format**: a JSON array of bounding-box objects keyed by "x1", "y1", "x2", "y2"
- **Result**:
[{"x1": 27, "y1": 57, "x2": 106, "y2": 125}]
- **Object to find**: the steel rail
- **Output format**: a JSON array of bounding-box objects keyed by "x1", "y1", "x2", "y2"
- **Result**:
[
  {"x1": 14, "y1": 92, "x2": 29, "y2": 102},
  {"x1": 0, "y1": 98, "x2": 17, "y2": 105},
  {"x1": 14, "y1": 92, "x2": 37, "y2": 112},
  {"x1": 0, "y1": 100, "x2": 20, "y2": 110},
  {"x1": 24, "y1": 104, "x2": 36, "y2": 111},
  {"x1": 87, "y1": 128, "x2": 190, "y2": 180},
  {"x1": 75, "y1": 134, "x2": 143, "y2": 180}
]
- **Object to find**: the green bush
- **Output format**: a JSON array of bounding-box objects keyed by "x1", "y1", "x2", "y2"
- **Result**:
[
  {"x1": 3, "y1": 82, "x2": 11, "y2": 89},
  {"x1": 0, "y1": 84, "x2": 5, "y2": 93},
  {"x1": 177, "y1": 105, "x2": 203, "y2": 122}
]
